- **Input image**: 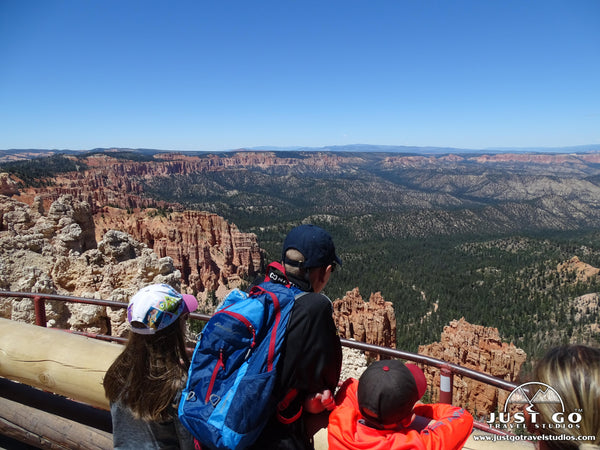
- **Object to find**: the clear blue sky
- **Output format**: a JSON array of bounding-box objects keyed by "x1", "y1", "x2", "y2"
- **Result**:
[{"x1": 1, "y1": 0, "x2": 599, "y2": 151}]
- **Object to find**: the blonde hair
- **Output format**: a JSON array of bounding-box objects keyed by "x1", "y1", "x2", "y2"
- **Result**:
[{"x1": 533, "y1": 345, "x2": 600, "y2": 449}]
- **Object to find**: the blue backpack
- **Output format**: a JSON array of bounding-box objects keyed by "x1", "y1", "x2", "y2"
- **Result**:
[{"x1": 178, "y1": 262, "x2": 303, "y2": 450}]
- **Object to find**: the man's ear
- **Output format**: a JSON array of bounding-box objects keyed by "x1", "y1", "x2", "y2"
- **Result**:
[{"x1": 316, "y1": 265, "x2": 331, "y2": 283}]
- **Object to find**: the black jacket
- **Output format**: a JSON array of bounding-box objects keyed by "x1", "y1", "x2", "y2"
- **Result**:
[{"x1": 250, "y1": 265, "x2": 342, "y2": 450}]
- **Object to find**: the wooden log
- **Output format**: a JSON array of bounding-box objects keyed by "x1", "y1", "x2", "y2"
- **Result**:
[
  {"x1": 0, "y1": 396, "x2": 112, "y2": 449},
  {"x1": 0, "y1": 377, "x2": 112, "y2": 433},
  {"x1": 0, "y1": 318, "x2": 123, "y2": 410}
]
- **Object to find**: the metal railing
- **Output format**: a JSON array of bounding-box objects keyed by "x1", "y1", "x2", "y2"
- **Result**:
[{"x1": 0, "y1": 290, "x2": 516, "y2": 436}]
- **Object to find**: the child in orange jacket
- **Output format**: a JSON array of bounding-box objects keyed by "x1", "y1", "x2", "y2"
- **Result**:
[{"x1": 328, "y1": 360, "x2": 473, "y2": 450}]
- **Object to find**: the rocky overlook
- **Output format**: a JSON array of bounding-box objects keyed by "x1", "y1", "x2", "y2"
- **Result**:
[
  {"x1": 0, "y1": 189, "x2": 561, "y2": 421},
  {"x1": 0, "y1": 194, "x2": 181, "y2": 336},
  {"x1": 0, "y1": 193, "x2": 527, "y2": 408}
]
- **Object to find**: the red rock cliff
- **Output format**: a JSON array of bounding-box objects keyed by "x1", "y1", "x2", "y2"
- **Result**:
[
  {"x1": 94, "y1": 207, "x2": 263, "y2": 300},
  {"x1": 13, "y1": 152, "x2": 365, "y2": 212}
]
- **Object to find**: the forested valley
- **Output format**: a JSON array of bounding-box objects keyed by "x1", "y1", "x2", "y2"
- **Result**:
[{"x1": 139, "y1": 151, "x2": 600, "y2": 362}]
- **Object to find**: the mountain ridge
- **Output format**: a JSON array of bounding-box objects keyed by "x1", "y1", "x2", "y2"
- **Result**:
[{"x1": 1, "y1": 143, "x2": 599, "y2": 163}]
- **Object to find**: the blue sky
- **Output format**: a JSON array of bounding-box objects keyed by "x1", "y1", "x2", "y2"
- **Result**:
[{"x1": 1, "y1": 0, "x2": 599, "y2": 151}]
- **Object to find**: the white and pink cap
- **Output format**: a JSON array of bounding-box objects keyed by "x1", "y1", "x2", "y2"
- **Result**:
[{"x1": 127, "y1": 284, "x2": 198, "y2": 334}]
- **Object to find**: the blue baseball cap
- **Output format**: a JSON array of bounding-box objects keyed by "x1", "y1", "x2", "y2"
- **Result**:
[{"x1": 282, "y1": 224, "x2": 342, "y2": 269}]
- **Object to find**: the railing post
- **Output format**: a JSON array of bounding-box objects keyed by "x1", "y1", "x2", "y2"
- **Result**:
[
  {"x1": 34, "y1": 296, "x2": 47, "y2": 327},
  {"x1": 439, "y1": 365, "x2": 453, "y2": 404}
]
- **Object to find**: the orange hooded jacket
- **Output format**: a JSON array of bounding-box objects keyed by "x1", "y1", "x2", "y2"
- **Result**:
[{"x1": 328, "y1": 379, "x2": 473, "y2": 450}]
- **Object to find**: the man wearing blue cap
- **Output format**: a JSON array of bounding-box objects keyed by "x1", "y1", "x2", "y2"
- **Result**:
[{"x1": 250, "y1": 224, "x2": 343, "y2": 450}]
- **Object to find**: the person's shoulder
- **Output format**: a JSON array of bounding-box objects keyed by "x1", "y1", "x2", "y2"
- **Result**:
[
  {"x1": 297, "y1": 290, "x2": 331, "y2": 302},
  {"x1": 295, "y1": 291, "x2": 333, "y2": 312},
  {"x1": 334, "y1": 378, "x2": 359, "y2": 404}
]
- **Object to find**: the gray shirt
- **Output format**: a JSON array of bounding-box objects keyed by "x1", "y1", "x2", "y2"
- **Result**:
[{"x1": 111, "y1": 399, "x2": 195, "y2": 450}]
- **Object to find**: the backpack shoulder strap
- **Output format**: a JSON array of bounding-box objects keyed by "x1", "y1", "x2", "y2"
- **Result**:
[{"x1": 260, "y1": 261, "x2": 292, "y2": 287}]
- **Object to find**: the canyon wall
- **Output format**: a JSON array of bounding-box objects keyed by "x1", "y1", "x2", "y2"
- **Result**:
[
  {"x1": 1, "y1": 152, "x2": 541, "y2": 409},
  {"x1": 7, "y1": 155, "x2": 265, "y2": 302},
  {"x1": 94, "y1": 207, "x2": 262, "y2": 301},
  {"x1": 13, "y1": 152, "x2": 364, "y2": 213}
]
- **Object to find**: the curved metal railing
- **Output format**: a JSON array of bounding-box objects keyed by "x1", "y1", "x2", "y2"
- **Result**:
[{"x1": 0, "y1": 290, "x2": 515, "y2": 437}]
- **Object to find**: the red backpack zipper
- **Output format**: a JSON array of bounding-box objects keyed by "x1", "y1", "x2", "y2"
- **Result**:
[{"x1": 204, "y1": 310, "x2": 256, "y2": 404}]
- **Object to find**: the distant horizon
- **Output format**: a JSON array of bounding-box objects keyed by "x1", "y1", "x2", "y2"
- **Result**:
[{"x1": 2, "y1": 143, "x2": 600, "y2": 155}]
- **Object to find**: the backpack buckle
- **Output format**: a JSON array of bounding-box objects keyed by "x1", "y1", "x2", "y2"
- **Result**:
[{"x1": 209, "y1": 394, "x2": 221, "y2": 406}]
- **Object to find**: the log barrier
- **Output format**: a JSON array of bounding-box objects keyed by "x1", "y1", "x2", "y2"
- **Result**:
[{"x1": 0, "y1": 318, "x2": 122, "y2": 448}]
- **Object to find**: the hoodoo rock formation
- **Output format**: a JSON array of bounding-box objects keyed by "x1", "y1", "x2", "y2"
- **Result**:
[
  {"x1": 0, "y1": 173, "x2": 19, "y2": 196},
  {"x1": 0, "y1": 194, "x2": 182, "y2": 336},
  {"x1": 94, "y1": 207, "x2": 263, "y2": 301},
  {"x1": 333, "y1": 287, "x2": 397, "y2": 359},
  {"x1": 418, "y1": 318, "x2": 527, "y2": 418}
]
